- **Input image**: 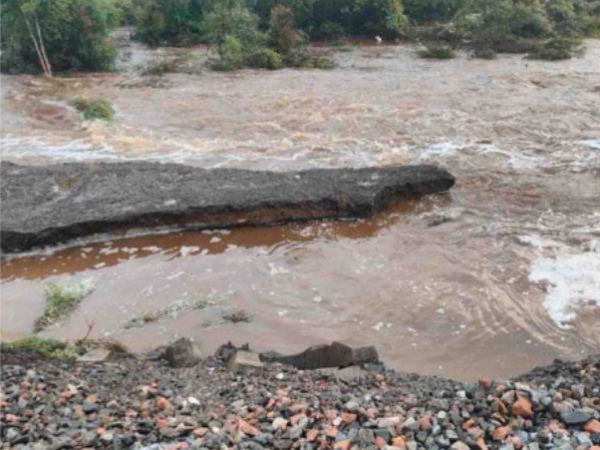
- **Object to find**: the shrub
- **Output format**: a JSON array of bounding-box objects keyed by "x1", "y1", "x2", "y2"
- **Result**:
[
  {"x1": 202, "y1": 0, "x2": 265, "y2": 69},
  {"x1": 404, "y1": 0, "x2": 466, "y2": 23},
  {"x1": 72, "y1": 98, "x2": 115, "y2": 121},
  {"x1": 268, "y1": 5, "x2": 307, "y2": 56},
  {"x1": 9, "y1": 337, "x2": 76, "y2": 359},
  {"x1": 528, "y1": 36, "x2": 583, "y2": 59},
  {"x1": 454, "y1": 0, "x2": 553, "y2": 54},
  {"x1": 1, "y1": 0, "x2": 119, "y2": 75},
  {"x1": 472, "y1": 46, "x2": 496, "y2": 59},
  {"x1": 34, "y1": 279, "x2": 95, "y2": 331},
  {"x1": 246, "y1": 48, "x2": 285, "y2": 69},
  {"x1": 211, "y1": 35, "x2": 246, "y2": 70},
  {"x1": 418, "y1": 42, "x2": 456, "y2": 58},
  {"x1": 351, "y1": 0, "x2": 407, "y2": 38},
  {"x1": 132, "y1": 0, "x2": 206, "y2": 46}
]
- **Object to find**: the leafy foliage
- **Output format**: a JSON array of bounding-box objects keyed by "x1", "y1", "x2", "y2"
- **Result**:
[
  {"x1": 132, "y1": 0, "x2": 206, "y2": 46},
  {"x1": 528, "y1": 36, "x2": 583, "y2": 59},
  {"x1": 1, "y1": 0, "x2": 119, "y2": 74},
  {"x1": 404, "y1": 0, "x2": 466, "y2": 23},
  {"x1": 72, "y1": 98, "x2": 115, "y2": 121}
]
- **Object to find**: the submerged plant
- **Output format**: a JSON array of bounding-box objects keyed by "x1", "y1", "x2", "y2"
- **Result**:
[
  {"x1": 34, "y1": 279, "x2": 95, "y2": 332},
  {"x1": 72, "y1": 98, "x2": 115, "y2": 121},
  {"x1": 223, "y1": 309, "x2": 252, "y2": 323}
]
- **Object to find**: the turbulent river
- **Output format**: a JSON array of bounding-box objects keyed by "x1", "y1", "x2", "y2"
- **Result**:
[{"x1": 1, "y1": 37, "x2": 599, "y2": 381}]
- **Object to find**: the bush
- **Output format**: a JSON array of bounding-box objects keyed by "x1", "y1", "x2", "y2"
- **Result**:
[
  {"x1": 246, "y1": 48, "x2": 285, "y2": 69},
  {"x1": 211, "y1": 35, "x2": 246, "y2": 70},
  {"x1": 268, "y1": 5, "x2": 307, "y2": 55},
  {"x1": 454, "y1": 0, "x2": 552, "y2": 54},
  {"x1": 202, "y1": 0, "x2": 265, "y2": 70},
  {"x1": 72, "y1": 98, "x2": 115, "y2": 121},
  {"x1": 404, "y1": 0, "x2": 466, "y2": 23},
  {"x1": 351, "y1": 0, "x2": 407, "y2": 38},
  {"x1": 132, "y1": 0, "x2": 206, "y2": 46},
  {"x1": 1, "y1": 0, "x2": 119, "y2": 74},
  {"x1": 418, "y1": 42, "x2": 456, "y2": 58},
  {"x1": 528, "y1": 36, "x2": 583, "y2": 59}
]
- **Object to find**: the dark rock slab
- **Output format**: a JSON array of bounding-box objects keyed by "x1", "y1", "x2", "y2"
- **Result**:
[
  {"x1": 260, "y1": 341, "x2": 379, "y2": 369},
  {"x1": 0, "y1": 161, "x2": 455, "y2": 253}
]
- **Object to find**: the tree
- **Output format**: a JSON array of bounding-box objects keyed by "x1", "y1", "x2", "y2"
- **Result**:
[
  {"x1": 1, "y1": 0, "x2": 118, "y2": 74},
  {"x1": 1, "y1": 0, "x2": 52, "y2": 76},
  {"x1": 201, "y1": 0, "x2": 264, "y2": 68}
]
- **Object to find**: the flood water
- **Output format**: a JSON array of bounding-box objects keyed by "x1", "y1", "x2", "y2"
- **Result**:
[{"x1": 1, "y1": 37, "x2": 599, "y2": 381}]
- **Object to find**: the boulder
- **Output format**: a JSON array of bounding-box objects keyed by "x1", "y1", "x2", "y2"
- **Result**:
[
  {"x1": 261, "y1": 342, "x2": 379, "y2": 369},
  {"x1": 162, "y1": 338, "x2": 201, "y2": 368},
  {"x1": 227, "y1": 350, "x2": 264, "y2": 372}
]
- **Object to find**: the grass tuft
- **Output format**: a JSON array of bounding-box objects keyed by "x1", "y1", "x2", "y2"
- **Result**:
[
  {"x1": 34, "y1": 279, "x2": 95, "y2": 332},
  {"x1": 9, "y1": 336, "x2": 77, "y2": 359},
  {"x1": 223, "y1": 309, "x2": 252, "y2": 323}
]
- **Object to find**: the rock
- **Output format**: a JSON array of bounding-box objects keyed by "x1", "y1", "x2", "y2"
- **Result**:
[
  {"x1": 0, "y1": 161, "x2": 455, "y2": 253},
  {"x1": 377, "y1": 416, "x2": 402, "y2": 428},
  {"x1": 82, "y1": 402, "x2": 98, "y2": 414},
  {"x1": 512, "y1": 396, "x2": 533, "y2": 418},
  {"x1": 560, "y1": 410, "x2": 593, "y2": 426},
  {"x1": 334, "y1": 366, "x2": 369, "y2": 383},
  {"x1": 585, "y1": 420, "x2": 600, "y2": 434},
  {"x1": 228, "y1": 350, "x2": 264, "y2": 372},
  {"x1": 77, "y1": 349, "x2": 112, "y2": 363},
  {"x1": 450, "y1": 441, "x2": 470, "y2": 450},
  {"x1": 162, "y1": 338, "x2": 201, "y2": 368},
  {"x1": 272, "y1": 418, "x2": 288, "y2": 431},
  {"x1": 261, "y1": 342, "x2": 379, "y2": 370}
]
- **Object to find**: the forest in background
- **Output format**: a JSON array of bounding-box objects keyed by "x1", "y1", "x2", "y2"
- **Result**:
[{"x1": 1, "y1": 0, "x2": 600, "y2": 75}]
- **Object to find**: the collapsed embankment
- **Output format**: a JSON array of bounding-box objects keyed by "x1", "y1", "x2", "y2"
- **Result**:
[{"x1": 0, "y1": 161, "x2": 454, "y2": 254}]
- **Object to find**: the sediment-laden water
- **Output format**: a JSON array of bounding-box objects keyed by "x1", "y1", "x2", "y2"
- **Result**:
[{"x1": 1, "y1": 38, "x2": 599, "y2": 381}]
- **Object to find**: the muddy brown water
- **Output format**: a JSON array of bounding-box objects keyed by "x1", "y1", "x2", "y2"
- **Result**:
[{"x1": 1, "y1": 37, "x2": 599, "y2": 381}]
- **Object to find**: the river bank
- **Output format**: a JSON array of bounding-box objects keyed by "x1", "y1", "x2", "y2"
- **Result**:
[{"x1": 1, "y1": 344, "x2": 599, "y2": 450}]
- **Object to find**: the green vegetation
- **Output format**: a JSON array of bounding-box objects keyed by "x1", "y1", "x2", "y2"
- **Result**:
[
  {"x1": 34, "y1": 279, "x2": 95, "y2": 332},
  {"x1": 8, "y1": 336, "x2": 77, "y2": 359},
  {"x1": 528, "y1": 36, "x2": 583, "y2": 59},
  {"x1": 72, "y1": 98, "x2": 115, "y2": 121},
  {"x1": 1, "y1": 0, "x2": 119, "y2": 75},
  {"x1": 3, "y1": 0, "x2": 596, "y2": 74},
  {"x1": 418, "y1": 42, "x2": 455, "y2": 58},
  {"x1": 223, "y1": 308, "x2": 252, "y2": 323},
  {"x1": 124, "y1": 296, "x2": 213, "y2": 329},
  {"x1": 131, "y1": 0, "x2": 206, "y2": 46}
]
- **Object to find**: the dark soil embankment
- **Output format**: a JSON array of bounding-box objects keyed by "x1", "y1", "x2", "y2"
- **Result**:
[{"x1": 0, "y1": 162, "x2": 454, "y2": 254}]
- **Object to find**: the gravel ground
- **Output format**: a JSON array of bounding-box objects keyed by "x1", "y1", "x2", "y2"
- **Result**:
[{"x1": 1, "y1": 348, "x2": 599, "y2": 450}]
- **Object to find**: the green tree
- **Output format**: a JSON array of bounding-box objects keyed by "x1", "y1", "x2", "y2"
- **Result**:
[
  {"x1": 132, "y1": 0, "x2": 206, "y2": 46},
  {"x1": 352, "y1": 0, "x2": 407, "y2": 37},
  {"x1": 1, "y1": 0, "x2": 118, "y2": 75},
  {"x1": 201, "y1": 0, "x2": 264, "y2": 69}
]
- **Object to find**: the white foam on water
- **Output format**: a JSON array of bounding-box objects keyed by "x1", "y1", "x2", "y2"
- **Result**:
[
  {"x1": 580, "y1": 139, "x2": 600, "y2": 150},
  {"x1": 529, "y1": 242, "x2": 600, "y2": 328}
]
